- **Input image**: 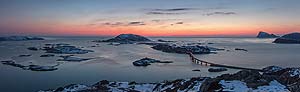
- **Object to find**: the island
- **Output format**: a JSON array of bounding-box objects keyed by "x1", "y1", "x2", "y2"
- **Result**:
[
  {"x1": 273, "y1": 32, "x2": 300, "y2": 44},
  {"x1": 256, "y1": 31, "x2": 278, "y2": 38},
  {"x1": 0, "y1": 36, "x2": 44, "y2": 41},
  {"x1": 93, "y1": 34, "x2": 152, "y2": 44}
]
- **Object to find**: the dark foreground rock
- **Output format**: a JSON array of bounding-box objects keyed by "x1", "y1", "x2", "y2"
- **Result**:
[
  {"x1": 40, "y1": 77, "x2": 207, "y2": 92},
  {"x1": 132, "y1": 57, "x2": 173, "y2": 66},
  {"x1": 257, "y1": 31, "x2": 278, "y2": 38},
  {"x1": 0, "y1": 36, "x2": 44, "y2": 41},
  {"x1": 1, "y1": 60, "x2": 59, "y2": 71},
  {"x1": 151, "y1": 44, "x2": 211, "y2": 54},
  {"x1": 43, "y1": 44, "x2": 93, "y2": 54},
  {"x1": 274, "y1": 33, "x2": 300, "y2": 44},
  {"x1": 94, "y1": 34, "x2": 151, "y2": 44},
  {"x1": 39, "y1": 66, "x2": 300, "y2": 92},
  {"x1": 201, "y1": 66, "x2": 300, "y2": 92}
]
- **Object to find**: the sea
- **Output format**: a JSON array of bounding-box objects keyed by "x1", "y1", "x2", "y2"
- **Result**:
[{"x1": 0, "y1": 37, "x2": 299, "y2": 92}]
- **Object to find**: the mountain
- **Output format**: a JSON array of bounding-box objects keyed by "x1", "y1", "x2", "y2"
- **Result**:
[
  {"x1": 101, "y1": 34, "x2": 151, "y2": 42},
  {"x1": 256, "y1": 31, "x2": 278, "y2": 38}
]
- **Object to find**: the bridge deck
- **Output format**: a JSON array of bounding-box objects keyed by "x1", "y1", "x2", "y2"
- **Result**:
[{"x1": 187, "y1": 52, "x2": 262, "y2": 71}]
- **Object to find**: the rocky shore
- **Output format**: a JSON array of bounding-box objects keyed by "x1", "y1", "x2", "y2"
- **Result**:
[{"x1": 39, "y1": 66, "x2": 300, "y2": 92}]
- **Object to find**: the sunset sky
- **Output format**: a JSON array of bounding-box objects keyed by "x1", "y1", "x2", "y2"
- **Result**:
[{"x1": 0, "y1": 0, "x2": 299, "y2": 37}]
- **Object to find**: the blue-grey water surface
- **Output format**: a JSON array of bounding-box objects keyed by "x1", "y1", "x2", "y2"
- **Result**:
[{"x1": 0, "y1": 37, "x2": 299, "y2": 92}]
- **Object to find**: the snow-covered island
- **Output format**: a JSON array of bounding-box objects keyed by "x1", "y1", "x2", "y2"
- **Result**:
[
  {"x1": 0, "y1": 36, "x2": 44, "y2": 41},
  {"x1": 42, "y1": 43, "x2": 94, "y2": 54},
  {"x1": 39, "y1": 66, "x2": 300, "y2": 92}
]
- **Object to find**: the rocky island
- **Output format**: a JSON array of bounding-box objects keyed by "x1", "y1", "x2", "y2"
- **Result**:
[
  {"x1": 43, "y1": 44, "x2": 93, "y2": 54},
  {"x1": 93, "y1": 34, "x2": 151, "y2": 44},
  {"x1": 274, "y1": 32, "x2": 300, "y2": 44},
  {"x1": 132, "y1": 57, "x2": 173, "y2": 66},
  {"x1": 0, "y1": 36, "x2": 44, "y2": 41},
  {"x1": 151, "y1": 44, "x2": 211, "y2": 54},
  {"x1": 256, "y1": 31, "x2": 278, "y2": 38},
  {"x1": 1, "y1": 60, "x2": 59, "y2": 71}
]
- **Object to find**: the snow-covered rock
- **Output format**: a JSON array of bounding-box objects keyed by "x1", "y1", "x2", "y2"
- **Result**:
[
  {"x1": 263, "y1": 66, "x2": 284, "y2": 74},
  {"x1": 39, "y1": 77, "x2": 207, "y2": 92},
  {"x1": 219, "y1": 80, "x2": 290, "y2": 92}
]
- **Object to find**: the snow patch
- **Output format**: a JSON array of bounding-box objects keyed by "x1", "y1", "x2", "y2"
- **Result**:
[{"x1": 219, "y1": 80, "x2": 290, "y2": 92}]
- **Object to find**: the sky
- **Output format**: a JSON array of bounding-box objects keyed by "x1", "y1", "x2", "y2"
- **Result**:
[{"x1": 0, "y1": 0, "x2": 299, "y2": 37}]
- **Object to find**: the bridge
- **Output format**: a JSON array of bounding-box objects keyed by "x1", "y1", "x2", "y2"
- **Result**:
[{"x1": 187, "y1": 52, "x2": 262, "y2": 71}]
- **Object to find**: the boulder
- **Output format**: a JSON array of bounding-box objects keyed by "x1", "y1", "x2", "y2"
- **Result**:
[
  {"x1": 257, "y1": 31, "x2": 278, "y2": 38},
  {"x1": 274, "y1": 33, "x2": 300, "y2": 44}
]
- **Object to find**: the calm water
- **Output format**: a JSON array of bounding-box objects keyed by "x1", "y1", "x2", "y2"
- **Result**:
[{"x1": 0, "y1": 37, "x2": 300, "y2": 92}]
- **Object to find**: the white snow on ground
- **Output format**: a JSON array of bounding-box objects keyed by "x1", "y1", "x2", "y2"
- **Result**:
[
  {"x1": 39, "y1": 78, "x2": 205, "y2": 92},
  {"x1": 62, "y1": 84, "x2": 88, "y2": 92},
  {"x1": 254, "y1": 80, "x2": 290, "y2": 92},
  {"x1": 289, "y1": 68, "x2": 300, "y2": 77},
  {"x1": 219, "y1": 80, "x2": 290, "y2": 92},
  {"x1": 38, "y1": 84, "x2": 89, "y2": 92},
  {"x1": 219, "y1": 80, "x2": 251, "y2": 92}
]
